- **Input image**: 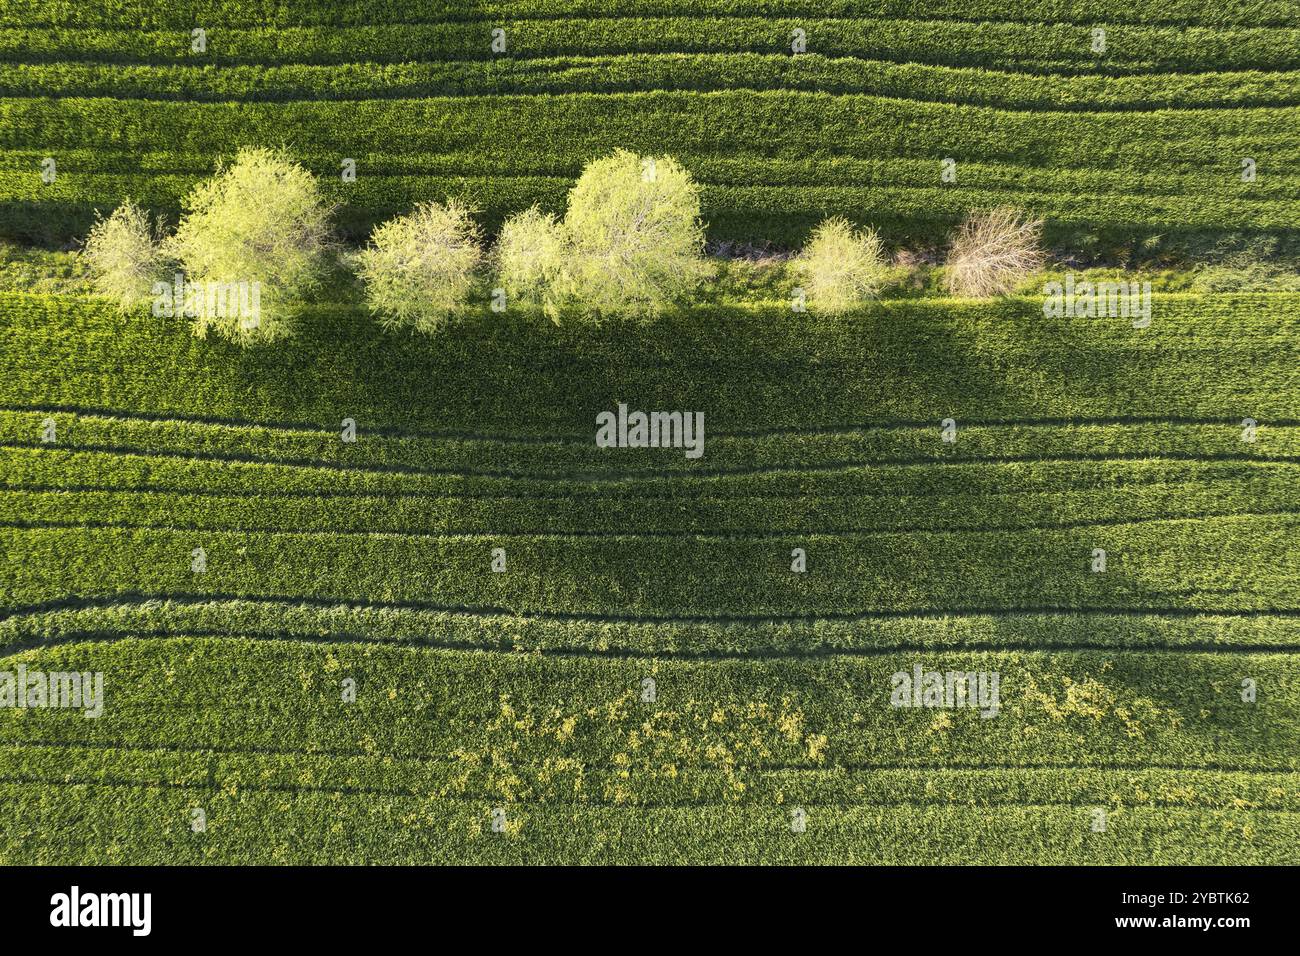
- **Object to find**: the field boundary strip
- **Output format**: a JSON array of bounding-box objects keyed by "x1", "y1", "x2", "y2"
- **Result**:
[{"x1": 4, "y1": 738, "x2": 1300, "y2": 778}]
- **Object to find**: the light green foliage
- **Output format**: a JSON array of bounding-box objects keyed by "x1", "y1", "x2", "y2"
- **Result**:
[
  {"x1": 80, "y1": 199, "x2": 162, "y2": 311},
  {"x1": 944, "y1": 206, "x2": 1047, "y2": 298},
  {"x1": 492, "y1": 205, "x2": 565, "y2": 309},
  {"x1": 163, "y1": 147, "x2": 333, "y2": 345},
  {"x1": 793, "y1": 216, "x2": 888, "y2": 313},
  {"x1": 0, "y1": 242, "x2": 95, "y2": 297},
  {"x1": 357, "y1": 199, "x2": 483, "y2": 334},
  {"x1": 558, "y1": 149, "x2": 708, "y2": 319}
]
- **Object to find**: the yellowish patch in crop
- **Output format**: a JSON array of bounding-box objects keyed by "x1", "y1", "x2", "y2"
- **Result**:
[
  {"x1": 1020, "y1": 672, "x2": 1183, "y2": 740},
  {"x1": 442, "y1": 691, "x2": 829, "y2": 808}
]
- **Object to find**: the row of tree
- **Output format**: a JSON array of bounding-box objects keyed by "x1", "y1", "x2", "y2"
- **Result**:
[{"x1": 84, "y1": 147, "x2": 1046, "y2": 346}]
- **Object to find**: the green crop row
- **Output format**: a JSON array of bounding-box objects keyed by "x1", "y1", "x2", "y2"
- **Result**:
[
  {"x1": 5, "y1": 150, "x2": 1300, "y2": 199},
  {"x1": 4, "y1": 408, "x2": 1297, "y2": 480},
  {"x1": 6, "y1": 598, "x2": 1299, "y2": 655},
  {"x1": 3, "y1": 789, "x2": 1293, "y2": 864},
  {"x1": 3, "y1": 293, "x2": 1297, "y2": 434},
  {"x1": 0, "y1": 638, "x2": 1294, "y2": 773},
  {"x1": 2, "y1": 19, "x2": 1297, "y2": 73},
  {"x1": 3, "y1": 514, "x2": 1296, "y2": 613},
  {"x1": 8, "y1": 156, "x2": 1299, "y2": 202},
  {"x1": 5, "y1": 0, "x2": 1292, "y2": 30},
  {"x1": 5, "y1": 448, "x2": 1294, "y2": 508},
  {"x1": 7, "y1": 744, "x2": 1299, "y2": 814},
  {"x1": 2, "y1": 55, "x2": 1297, "y2": 111},
  {"x1": 4, "y1": 472, "x2": 1295, "y2": 537},
  {"x1": 8, "y1": 95, "x2": 1290, "y2": 167},
  {"x1": 3, "y1": 91, "x2": 1295, "y2": 241}
]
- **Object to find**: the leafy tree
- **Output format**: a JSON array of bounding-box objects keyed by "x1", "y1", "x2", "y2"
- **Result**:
[
  {"x1": 559, "y1": 150, "x2": 708, "y2": 319},
  {"x1": 164, "y1": 147, "x2": 333, "y2": 344},
  {"x1": 357, "y1": 199, "x2": 483, "y2": 334},
  {"x1": 493, "y1": 204, "x2": 566, "y2": 311}
]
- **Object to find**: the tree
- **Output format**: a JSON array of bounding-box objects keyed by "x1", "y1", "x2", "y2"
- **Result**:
[
  {"x1": 82, "y1": 200, "x2": 164, "y2": 312},
  {"x1": 357, "y1": 199, "x2": 483, "y2": 334},
  {"x1": 164, "y1": 147, "x2": 333, "y2": 344},
  {"x1": 559, "y1": 150, "x2": 708, "y2": 319},
  {"x1": 493, "y1": 205, "x2": 565, "y2": 311}
]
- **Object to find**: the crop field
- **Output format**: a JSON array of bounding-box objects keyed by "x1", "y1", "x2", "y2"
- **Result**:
[
  {"x1": 1, "y1": 1, "x2": 1299, "y2": 245},
  {"x1": 0, "y1": 0, "x2": 1297, "y2": 870},
  {"x1": 0, "y1": 291, "x2": 1298, "y2": 863}
]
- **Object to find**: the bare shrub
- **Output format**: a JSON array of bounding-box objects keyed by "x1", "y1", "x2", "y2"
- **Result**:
[{"x1": 943, "y1": 207, "x2": 1046, "y2": 297}]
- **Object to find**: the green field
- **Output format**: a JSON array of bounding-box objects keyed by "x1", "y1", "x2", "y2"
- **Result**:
[
  {"x1": 1, "y1": 0, "x2": 1298, "y2": 246},
  {"x1": 0, "y1": 0, "x2": 1297, "y2": 866},
  {"x1": 0, "y1": 290, "x2": 1297, "y2": 863}
]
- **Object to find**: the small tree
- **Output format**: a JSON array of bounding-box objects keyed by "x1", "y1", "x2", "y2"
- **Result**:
[
  {"x1": 82, "y1": 200, "x2": 164, "y2": 311},
  {"x1": 494, "y1": 205, "x2": 566, "y2": 309},
  {"x1": 944, "y1": 206, "x2": 1046, "y2": 297},
  {"x1": 357, "y1": 199, "x2": 483, "y2": 334},
  {"x1": 793, "y1": 216, "x2": 888, "y2": 314},
  {"x1": 164, "y1": 147, "x2": 333, "y2": 344},
  {"x1": 560, "y1": 150, "x2": 708, "y2": 319}
]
